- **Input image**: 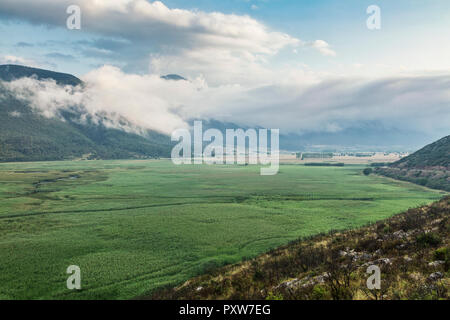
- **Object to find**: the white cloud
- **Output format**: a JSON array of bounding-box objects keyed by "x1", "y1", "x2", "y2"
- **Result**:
[
  {"x1": 0, "y1": 0, "x2": 336, "y2": 85},
  {"x1": 149, "y1": 47, "x2": 276, "y2": 86},
  {"x1": 2, "y1": 66, "x2": 187, "y2": 134},
  {"x1": 3, "y1": 65, "x2": 450, "y2": 139},
  {"x1": 0, "y1": 55, "x2": 37, "y2": 67},
  {"x1": 0, "y1": 54, "x2": 58, "y2": 70},
  {"x1": 0, "y1": 0, "x2": 299, "y2": 54},
  {"x1": 310, "y1": 40, "x2": 336, "y2": 57},
  {"x1": 3, "y1": 76, "x2": 85, "y2": 119},
  {"x1": 9, "y1": 111, "x2": 22, "y2": 117},
  {"x1": 81, "y1": 66, "x2": 188, "y2": 134}
]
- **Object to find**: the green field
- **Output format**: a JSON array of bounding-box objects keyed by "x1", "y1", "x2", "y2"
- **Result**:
[{"x1": 0, "y1": 160, "x2": 446, "y2": 299}]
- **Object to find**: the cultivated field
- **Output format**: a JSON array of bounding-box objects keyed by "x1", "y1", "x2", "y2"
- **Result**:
[{"x1": 0, "y1": 160, "x2": 445, "y2": 299}]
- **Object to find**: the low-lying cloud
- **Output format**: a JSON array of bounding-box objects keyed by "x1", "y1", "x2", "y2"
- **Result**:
[{"x1": 3, "y1": 65, "x2": 450, "y2": 139}]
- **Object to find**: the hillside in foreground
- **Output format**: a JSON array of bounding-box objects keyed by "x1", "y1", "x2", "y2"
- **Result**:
[
  {"x1": 376, "y1": 135, "x2": 450, "y2": 191},
  {"x1": 151, "y1": 197, "x2": 449, "y2": 300}
]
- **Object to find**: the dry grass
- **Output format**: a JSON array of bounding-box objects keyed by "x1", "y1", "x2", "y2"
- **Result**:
[{"x1": 151, "y1": 197, "x2": 449, "y2": 300}]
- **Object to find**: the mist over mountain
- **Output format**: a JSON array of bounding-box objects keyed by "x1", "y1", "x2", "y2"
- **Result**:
[
  {"x1": 0, "y1": 65, "x2": 443, "y2": 163},
  {"x1": 194, "y1": 119, "x2": 431, "y2": 152},
  {"x1": 278, "y1": 123, "x2": 438, "y2": 152},
  {"x1": 0, "y1": 65, "x2": 172, "y2": 162},
  {"x1": 0, "y1": 64, "x2": 82, "y2": 86}
]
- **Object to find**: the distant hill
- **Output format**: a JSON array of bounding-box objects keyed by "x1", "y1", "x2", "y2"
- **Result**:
[
  {"x1": 191, "y1": 119, "x2": 436, "y2": 152},
  {"x1": 0, "y1": 65, "x2": 172, "y2": 162},
  {"x1": 392, "y1": 135, "x2": 450, "y2": 169},
  {"x1": 0, "y1": 64, "x2": 82, "y2": 86},
  {"x1": 278, "y1": 122, "x2": 441, "y2": 152},
  {"x1": 376, "y1": 135, "x2": 450, "y2": 191}
]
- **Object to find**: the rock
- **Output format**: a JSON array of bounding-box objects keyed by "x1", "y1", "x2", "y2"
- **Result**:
[
  {"x1": 275, "y1": 278, "x2": 302, "y2": 291},
  {"x1": 361, "y1": 253, "x2": 372, "y2": 260},
  {"x1": 340, "y1": 249, "x2": 371, "y2": 262},
  {"x1": 339, "y1": 248, "x2": 356, "y2": 257},
  {"x1": 377, "y1": 258, "x2": 392, "y2": 265},
  {"x1": 276, "y1": 273, "x2": 330, "y2": 291},
  {"x1": 428, "y1": 272, "x2": 444, "y2": 282},
  {"x1": 392, "y1": 230, "x2": 408, "y2": 239},
  {"x1": 403, "y1": 256, "x2": 413, "y2": 262},
  {"x1": 313, "y1": 272, "x2": 330, "y2": 284},
  {"x1": 409, "y1": 273, "x2": 422, "y2": 281},
  {"x1": 299, "y1": 273, "x2": 330, "y2": 288},
  {"x1": 428, "y1": 261, "x2": 445, "y2": 267},
  {"x1": 362, "y1": 258, "x2": 392, "y2": 268}
]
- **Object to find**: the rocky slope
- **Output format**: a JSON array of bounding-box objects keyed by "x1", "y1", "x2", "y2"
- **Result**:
[{"x1": 151, "y1": 197, "x2": 449, "y2": 300}]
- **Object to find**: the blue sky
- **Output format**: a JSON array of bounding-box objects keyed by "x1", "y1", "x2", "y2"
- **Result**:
[
  {"x1": 2, "y1": 0, "x2": 450, "y2": 77},
  {"x1": 0, "y1": 0, "x2": 449, "y2": 142}
]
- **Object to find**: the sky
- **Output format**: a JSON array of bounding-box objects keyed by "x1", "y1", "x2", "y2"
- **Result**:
[{"x1": 0, "y1": 0, "x2": 449, "y2": 144}]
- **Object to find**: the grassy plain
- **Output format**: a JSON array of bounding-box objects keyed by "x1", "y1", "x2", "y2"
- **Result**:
[{"x1": 0, "y1": 160, "x2": 445, "y2": 299}]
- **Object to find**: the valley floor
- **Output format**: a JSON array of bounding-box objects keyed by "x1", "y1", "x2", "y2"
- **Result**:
[
  {"x1": 0, "y1": 160, "x2": 445, "y2": 299},
  {"x1": 153, "y1": 197, "x2": 449, "y2": 300}
]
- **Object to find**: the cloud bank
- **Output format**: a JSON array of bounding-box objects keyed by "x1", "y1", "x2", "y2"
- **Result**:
[{"x1": 3, "y1": 66, "x2": 450, "y2": 138}]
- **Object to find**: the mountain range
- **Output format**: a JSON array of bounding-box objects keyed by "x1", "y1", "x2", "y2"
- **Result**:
[
  {"x1": 0, "y1": 64, "x2": 82, "y2": 86},
  {"x1": 0, "y1": 64, "x2": 446, "y2": 162},
  {"x1": 0, "y1": 65, "x2": 172, "y2": 162}
]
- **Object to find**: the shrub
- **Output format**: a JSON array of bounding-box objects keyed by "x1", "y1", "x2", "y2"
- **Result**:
[
  {"x1": 363, "y1": 168, "x2": 373, "y2": 176},
  {"x1": 370, "y1": 162, "x2": 387, "y2": 167},
  {"x1": 310, "y1": 285, "x2": 330, "y2": 300},
  {"x1": 402, "y1": 211, "x2": 426, "y2": 231},
  {"x1": 356, "y1": 238, "x2": 379, "y2": 252},
  {"x1": 265, "y1": 292, "x2": 284, "y2": 300},
  {"x1": 416, "y1": 232, "x2": 442, "y2": 248},
  {"x1": 304, "y1": 163, "x2": 345, "y2": 167},
  {"x1": 434, "y1": 247, "x2": 450, "y2": 262}
]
